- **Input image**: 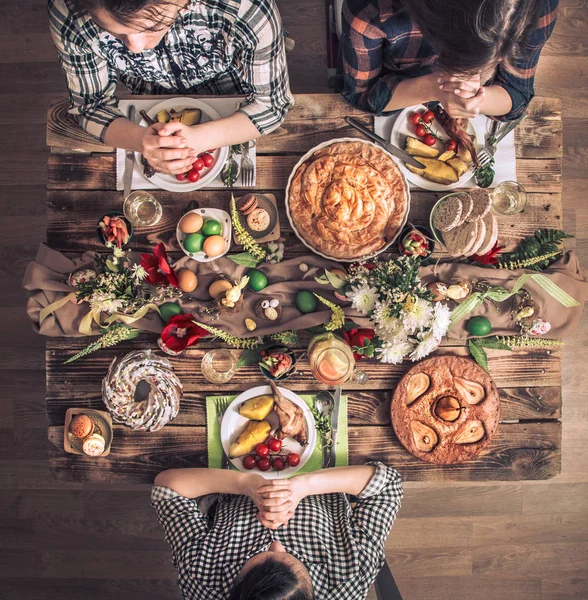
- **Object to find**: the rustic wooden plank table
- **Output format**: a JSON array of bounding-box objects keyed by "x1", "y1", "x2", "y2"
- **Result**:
[{"x1": 44, "y1": 94, "x2": 563, "y2": 483}]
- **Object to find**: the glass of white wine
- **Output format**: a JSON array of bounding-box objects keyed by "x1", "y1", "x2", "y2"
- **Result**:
[
  {"x1": 201, "y1": 349, "x2": 237, "y2": 384},
  {"x1": 123, "y1": 191, "x2": 163, "y2": 227},
  {"x1": 491, "y1": 181, "x2": 527, "y2": 215}
]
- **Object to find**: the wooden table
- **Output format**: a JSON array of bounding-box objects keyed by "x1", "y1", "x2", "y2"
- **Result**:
[{"x1": 45, "y1": 94, "x2": 563, "y2": 483}]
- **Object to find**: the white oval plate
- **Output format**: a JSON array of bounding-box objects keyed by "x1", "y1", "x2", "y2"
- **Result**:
[
  {"x1": 221, "y1": 385, "x2": 317, "y2": 479},
  {"x1": 136, "y1": 98, "x2": 229, "y2": 192},
  {"x1": 176, "y1": 207, "x2": 232, "y2": 262},
  {"x1": 284, "y1": 137, "x2": 411, "y2": 262},
  {"x1": 390, "y1": 105, "x2": 484, "y2": 191}
]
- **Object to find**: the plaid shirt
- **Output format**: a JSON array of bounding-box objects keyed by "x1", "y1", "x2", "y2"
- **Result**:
[
  {"x1": 48, "y1": 0, "x2": 293, "y2": 142},
  {"x1": 342, "y1": 0, "x2": 559, "y2": 120},
  {"x1": 151, "y1": 462, "x2": 402, "y2": 599}
]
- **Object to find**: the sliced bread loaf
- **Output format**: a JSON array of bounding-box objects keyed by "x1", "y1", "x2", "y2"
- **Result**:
[
  {"x1": 454, "y1": 192, "x2": 473, "y2": 227},
  {"x1": 475, "y1": 212, "x2": 499, "y2": 256},
  {"x1": 443, "y1": 220, "x2": 478, "y2": 257},
  {"x1": 465, "y1": 215, "x2": 487, "y2": 256},
  {"x1": 466, "y1": 189, "x2": 492, "y2": 222},
  {"x1": 433, "y1": 195, "x2": 462, "y2": 232}
]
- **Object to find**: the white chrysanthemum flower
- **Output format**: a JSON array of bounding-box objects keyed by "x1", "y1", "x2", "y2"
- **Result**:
[
  {"x1": 372, "y1": 301, "x2": 403, "y2": 336},
  {"x1": 132, "y1": 265, "x2": 148, "y2": 281},
  {"x1": 402, "y1": 298, "x2": 434, "y2": 334},
  {"x1": 432, "y1": 302, "x2": 452, "y2": 339},
  {"x1": 409, "y1": 330, "x2": 440, "y2": 362},
  {"x1": 90, "y1": 292, "x2": 123, "y2": 314},
  {"x1": 376, "y1": 340, "x2": 413, "y2": 364},
  {"x1": 347, "y1": 283, "x2": 379, "y2": 314}
]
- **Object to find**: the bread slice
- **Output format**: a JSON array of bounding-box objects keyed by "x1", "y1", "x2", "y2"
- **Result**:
[
  {"x1": 466, "y1": 189, "x2": 492, "y2": 222},
  {"x1": 465, "y1": 215, "x2": 487, "y2": 257},
  {"x1": 433, "y1": 196, "x2": 463, "y2": 232},
  {"x1": 443, "y1": 221, "x2": 478, "y2": 257},
  {"x1": 454, "y1": 192, "x2": 473, "y2": 227},
  {"x1": 475, "y1": 213, "x2": 498, "y2": 256}
]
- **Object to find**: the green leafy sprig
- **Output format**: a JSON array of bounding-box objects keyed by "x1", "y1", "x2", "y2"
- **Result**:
[
  {"x1": 195, "y1": 321, "x2": 262, "y2": 349},
  {"x1": 64, "y1": 324, "x2": 140, "y2": 364},
  {"x1": 497, "y1": 229, "x2": 572, "y2": 271}
]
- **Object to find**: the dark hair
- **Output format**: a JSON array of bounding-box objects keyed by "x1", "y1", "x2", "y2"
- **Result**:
[
  {"x1": 229, "y1": 557, "x2": 314, "y2": 600},
  {"x1": 403, "y1": 0, "x2": 544, "y2": 75},
  {"x1": 71, "y1": 0, "x2": 177, "y2": 30}
]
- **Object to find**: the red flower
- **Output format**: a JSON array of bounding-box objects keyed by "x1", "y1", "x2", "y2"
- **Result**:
[
  {"x1": 158, "y1": 314, "x2": 208, "y2": 354},
  {"x1": 471, "y1": 242, "x2": 504, "y2": 265},
  {"x1": 141, "y1": 243, "x2": 179, "y2": 287},
  {"x1": 342, "y1": 328, "x2": 376, "y2": 361}
]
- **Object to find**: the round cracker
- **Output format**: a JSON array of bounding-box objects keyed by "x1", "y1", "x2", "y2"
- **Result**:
[{"x1": 433, "y1": 196, "x2": 463, "y2": 232}]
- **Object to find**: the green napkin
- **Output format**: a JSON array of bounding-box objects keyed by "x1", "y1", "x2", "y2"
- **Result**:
[{"x1": 206, "y1": 393, "x2": 348, "y2": 474}]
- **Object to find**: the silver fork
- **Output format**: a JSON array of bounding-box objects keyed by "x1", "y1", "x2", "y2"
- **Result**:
[
  {"x1": 477, "y1": 114, "x2": 527, "y2": 168},
  {"x1": 241, "y1": 141, "x2": 255, "y2": 187},
  {"x1": 216, "y1": 397, "x2": 233, "y2": 469}
]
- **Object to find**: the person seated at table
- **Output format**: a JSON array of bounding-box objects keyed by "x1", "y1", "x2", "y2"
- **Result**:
[
  {"x1": 341, "y1": 0, "x2": 558, "y2": 120},
  {"x1": 152, "y1": 462, "x2": 402, "y2": 599},
  {"x1": 48, "y1": 0, "x2": 293, "y2": 174}
]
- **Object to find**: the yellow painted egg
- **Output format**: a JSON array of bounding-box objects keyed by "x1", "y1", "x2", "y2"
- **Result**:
[
  {"x1": 203, "y1": 235, "x2": 226, "y2": 258},
  {"x1": 179, "y1": 213, "x2": 203, "y2": 234},
  {"x1": 178, "y1": 269, "x2": 198, "y2": 293},
  {"x1": 208, "y1": 279, "x2": 233, "y2": 300}
]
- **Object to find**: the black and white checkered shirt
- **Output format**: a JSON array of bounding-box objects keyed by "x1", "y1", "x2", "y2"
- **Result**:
[
  {"x1": 48, "y1": 0, "x2": 294, "y2": 141},
  {"x1": 151, "y1": 462, "x2": 402, "y2": 599}
]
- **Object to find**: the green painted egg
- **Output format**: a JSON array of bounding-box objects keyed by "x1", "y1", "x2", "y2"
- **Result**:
[
  {"x1": 296, "y1": 290, "x2": 318, "y2": 314},
  {"x1": 466, "y1": 316, "x2": 492, "y2": 336},
  {"x1": 247, "y1": 269, "x2": 268, "y2": 292},
  {"x1": 159, "y1": 302, "x2": 182, "y2": 323},
  {"x1": 201, "y1": 218, "x2": 221, "y2": 236},
  {"x1": 183, "y1": 233, "x2": 204, "y2": 253}
]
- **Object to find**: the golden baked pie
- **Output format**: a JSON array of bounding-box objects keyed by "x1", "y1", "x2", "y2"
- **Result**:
[{"x1": 287, "y1": 141, "x2": 409, "y2": 259}]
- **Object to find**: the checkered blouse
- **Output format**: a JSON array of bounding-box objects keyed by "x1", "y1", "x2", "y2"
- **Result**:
[
  {"x1": 151, "y1": 462, "x2": 403, "y2": 599},
  {"x1": 341, "y1": 0, "x2": 559, "y2": 120},
  {"x1": 48, "y1": 0, "x2": 293, "y2": 142}
]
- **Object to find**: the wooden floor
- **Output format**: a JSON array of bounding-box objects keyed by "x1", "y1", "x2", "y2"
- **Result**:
[{"x1": 1, "y1": 1, "x2": 587, "y2": 598}]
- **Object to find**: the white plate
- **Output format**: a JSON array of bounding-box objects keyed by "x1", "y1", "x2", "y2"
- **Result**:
[
  {"x1": 136, "y1": 98, "x2": 229, "y2": 192},
  {"x1": 220, "y1": 385, "x2": 317, "y2": 479},
  {"x1": 284, "y1": 137, "x2": 411, "y2": 262},
  {"x1": 176, "y1": 207, "x2": 231, "y2": 262},
  {"x1": 390, "y1": 105, "x2": 484, "y2": 191}
]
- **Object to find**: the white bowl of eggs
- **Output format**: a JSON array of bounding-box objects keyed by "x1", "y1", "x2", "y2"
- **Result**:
[{"x1": 177, "y1": 208, "x2": 232, "y2": 263}]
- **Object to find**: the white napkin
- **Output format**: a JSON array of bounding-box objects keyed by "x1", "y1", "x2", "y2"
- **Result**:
[
  {"x1": 374, "y1": 113, "x2": 516, "y2": 189},
  {"x1": 116, "y1": 97, "x2": 256, "y2": 190}
]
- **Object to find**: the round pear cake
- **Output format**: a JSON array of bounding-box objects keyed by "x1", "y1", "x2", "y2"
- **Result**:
[
  {"x1": 391, "y1": 356, "x2": 500, "y2": 464},
  {"x1": 287, "y1": 139, "x2": 409, "y2": 260}
]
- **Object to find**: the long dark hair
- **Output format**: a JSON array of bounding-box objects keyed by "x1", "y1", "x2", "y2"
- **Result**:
[
  {"x1": 229, "y1": 558, "x2": 314, "y2": 600},
  {"x1": 403, "y1": 0, "x2": 545, "y2": 74},
  {"x1": 71, "y1": 0, "x2": 178, "y2": 29}
]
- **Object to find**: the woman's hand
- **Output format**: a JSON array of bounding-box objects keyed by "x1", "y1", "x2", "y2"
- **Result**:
[
  {"x1": 141, "y1": 123, "x2": 197, "y2": 175},
  {"x1": 243, "y1": 476, "x2": 293, "y2": 529},
  {"x1": 437, "y1": 73, "x2": 485, "y2": 119}
]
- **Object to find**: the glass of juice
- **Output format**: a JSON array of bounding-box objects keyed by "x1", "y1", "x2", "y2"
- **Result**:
[
  {"x1": 123, "y1": 191, "x2": 163, "y2": 227},
  {"x1": 201, "y1": 349, "x2": 237, "y2": 384},
  {"x1": 308, "y1": 333, "x2": 356, "y2": 385},
  {"x1": 491, "y1": 181, "x2": 527, "y2": 215}
]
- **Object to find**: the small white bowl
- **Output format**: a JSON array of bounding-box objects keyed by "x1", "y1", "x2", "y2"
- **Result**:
[{"x1": 176, "y1": 208, "x2": 232, "y2": 262}]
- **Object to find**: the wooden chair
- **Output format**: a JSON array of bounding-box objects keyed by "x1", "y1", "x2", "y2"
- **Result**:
[{"x1": 375, "y1": 561, "x2": 404, "y2": 600}]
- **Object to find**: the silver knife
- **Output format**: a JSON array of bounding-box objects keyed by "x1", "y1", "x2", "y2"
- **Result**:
[
  {"x1": 345, "y1": 117, "x2": 425, "y2": 168},
  {"x1": 123, "y1": 104, "x2": 136, "y2": 198},
  {"x1": 327, "y1": 386, "x2": 342, "y2": 468}
]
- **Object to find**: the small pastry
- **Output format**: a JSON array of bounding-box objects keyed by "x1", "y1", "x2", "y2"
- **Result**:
[
  {"x1": 237, "y1": 194, "x2": 258, "y2": 215},
  {"x1": 247, "y1": 208, "x2": 270, "y2": 232},
  {"x1": 82, "y1": 433, "x2": 106, "y2": 456},
  {"x1": 70, "y1": 414, "x2": 94, "y2": 439}
]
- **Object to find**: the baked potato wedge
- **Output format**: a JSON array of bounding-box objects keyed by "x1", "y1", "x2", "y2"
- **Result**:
[
  {"x1": 180, "y1": 108, "x2": 202, "y2": 126},
  {"x1": 155, "y1": 109, "x2": 170, "y2": 124},
  {"x1": 239, "y1": 394, "x2": 274, "y2": 421},
  {"x1": 457, "y1": 144, "x2": 473, "y2": 164},
  {"x1": 447, "y1": 157, "x2": 469, "y2": 178},
  {"x1": 405, "y1": 157, "x2": 459, "y2": 185},
  {"x1": 405, "y1": 136, "x2": 440, "y2": 158},
  {"x1": 229, "y1": 420, "x2": 272, "y2": 458},
  {"x1": 437, "y1": 150, "x2": 456, "y2": 162}
]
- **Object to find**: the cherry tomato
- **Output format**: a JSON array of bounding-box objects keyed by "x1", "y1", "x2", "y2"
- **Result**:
[
  {"x1": 446, "y1": 139, "x2": 457, "y2": 151},
  {"x1": 286, "y1": 453, "x2": 300, "y2": 467},
  {"x1": 201, "y1": 153, "x2": 215, "y2": 168},
  {"x1": 192, "y1": 157, "x2": 205, "y2": 171},
  {"x1": 256, "y1": 443, "x2": 270, "y2": 458},
  {"x1": 268, "y1": 438, "x2": 282, "y2": 453},
  {"x1": 186, "y1": 169, "x2": 200, "y2": 183},
  {"x1": 175, "y1": 172, "x2": 188, "y2": 182},
  {"x1": 242, "y1": 455, "x2": 257, "y2": 470},
  {"x1": 414, "y1": 124, "x2": 426, "y2": 137},
  {"x1": 423, "y1": 134, "x2": 437, "y2": 146},
  {"x1": 272, "y1": 457, "x2": 286, "y2": 471},
  {"x1": 422, "y1": 110, "x2": 435, "y2": 124},
  {"x1": 409, "y1": 112, "x2": 422, "y2": 125},
  {"x1": 257, "y1": 457, "x2": 271, "y2": 472}
]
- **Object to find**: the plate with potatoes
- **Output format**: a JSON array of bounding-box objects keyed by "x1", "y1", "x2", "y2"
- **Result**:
[
  {"x1": 220, "y1": 385, "x2": 317, "y2": 479},
  {"x1": 391, "y1": 105, "x2": 485, "y2": 191}
]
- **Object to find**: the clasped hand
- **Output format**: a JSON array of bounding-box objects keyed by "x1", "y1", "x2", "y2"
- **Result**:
[
  {"x1": 437, "y1": 72, "x2": 485, "y2": 119},
  {"x1": 245, "y1": 476, "x2": 305, "y2": 530},
  {"x1": 141, "y1": 122, "x2": 202, "y2": 175}
]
